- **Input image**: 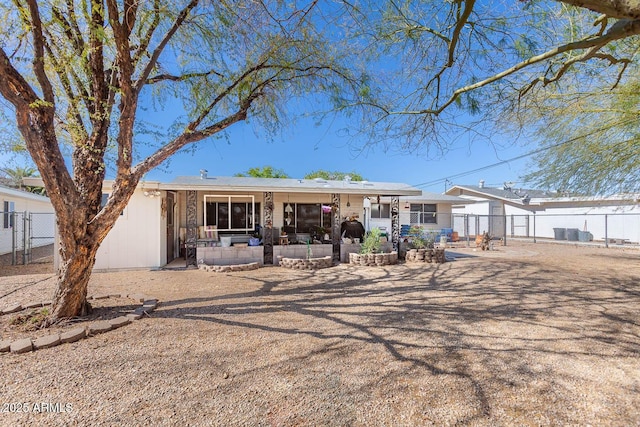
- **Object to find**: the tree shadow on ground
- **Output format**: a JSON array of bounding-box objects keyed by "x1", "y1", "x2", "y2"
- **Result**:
[{"x1": 154, "y1": 257, "x2": 640, "y2": 424}]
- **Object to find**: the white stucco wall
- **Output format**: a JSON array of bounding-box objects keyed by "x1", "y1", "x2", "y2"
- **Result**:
[
  {"x1": 511, "y1": 205, "x2": 640, "y2": 243},
  {"x1": 452, "y1": 199, "x2": 492, "y2": 216},
  {"x1": 93, "y1": 190, "x2": 164, "y2": 270},
  {"x1": 1, "y1": 186, "x2": 55, "y2": 255}
]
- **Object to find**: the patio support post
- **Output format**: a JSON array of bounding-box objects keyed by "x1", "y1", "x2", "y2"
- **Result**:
[
  {"x1": 331, "y1": 193, "x2": 341, "y2": 261},
  {"x1": 391, "y1": 196, "x2": 400, "y2": 252},
  {"x1": 185, "y1": 190, "x2": 198, "y2": 267},
  {"x1": 23, "y1": 212, "x2": 28, "y2": 264},
  {"x1": 464, "y1": 214, "x2": 469, "y2": 248},
  {"x1": 263, "y1": 192, "x2": 274, "y2": 264},
  {"x1": 11, "y1": 212, "x2": 17, "y2": 265},
  {"x1": 503, "y1": 214, "x2": 507, "y2": 246}
]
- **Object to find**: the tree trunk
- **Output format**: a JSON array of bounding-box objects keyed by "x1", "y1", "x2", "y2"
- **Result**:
[{"x1": 49, "y1": 244, "x2": 99, "y2": 320}]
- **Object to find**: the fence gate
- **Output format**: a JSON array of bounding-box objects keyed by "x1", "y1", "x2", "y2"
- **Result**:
[{"x1": 0, "y1": 211, "x2": 55, "y2": 266}]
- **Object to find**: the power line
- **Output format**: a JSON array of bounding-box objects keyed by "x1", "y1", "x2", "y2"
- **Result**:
[{"x1": 409, "y1": 122, "x2": 635, "y2": 191}]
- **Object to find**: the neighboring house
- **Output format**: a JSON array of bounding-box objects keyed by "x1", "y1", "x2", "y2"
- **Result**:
[
  {"x1": 445, "y1": 181, "x2": 640, "y2": 243},
  {"x1": 0, "y1": 184, "x2": 55, "y2": 256},
  {"x1": 92, "y1": 175, "x2": 422, "y2": 270}
]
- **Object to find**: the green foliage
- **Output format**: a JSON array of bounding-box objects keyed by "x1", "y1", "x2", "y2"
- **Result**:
[
  {"x1": 0, "y1": 0, "x2": 367, "y2": 319},
  {"x1": 360, "y1": 227, "x2": 382, "y2": 254},
  {"x1": 517, "y1": 73, "x2": 640, "y2": 195},
  {"x1": 408, "y1": 225, "x2": 433, "y2": 249},
  {"x1": 304, "y1": 170, "x2": 366, "y2": 181},
  {"x1": 235, "y1": 166, "x2": 289, "y2": 178},
  {"x1": 0, "y1": 165, "x2": 46, "y2": 195},
  {"x1": 338, "y1": 0, "x2": 640, "y2": 172}
]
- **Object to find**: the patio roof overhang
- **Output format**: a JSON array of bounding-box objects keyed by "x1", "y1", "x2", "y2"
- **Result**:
[{"x1": 158, "y1": 176, "x2": 422, "y2": 197}]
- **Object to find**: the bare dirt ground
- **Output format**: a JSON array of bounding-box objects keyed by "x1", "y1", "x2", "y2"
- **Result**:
[{"x1": 1, "y1": 242, "x2": 639, "y2": 426}]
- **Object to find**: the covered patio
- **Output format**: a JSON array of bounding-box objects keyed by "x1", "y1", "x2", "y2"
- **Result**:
[{"x1": 160, "y1": 175, "x2": 422, "y2": 267}]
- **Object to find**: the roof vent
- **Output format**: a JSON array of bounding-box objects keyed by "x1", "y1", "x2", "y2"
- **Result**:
[
  {"x1": 344, "y1": 175, "x2": 352, "y2": 182},
  {"x1": 200, "y1": 169, "x2": 208, "y2": 179},
  {"x1": 478, "y1": 180, "x2": 485, "y2": 188}
]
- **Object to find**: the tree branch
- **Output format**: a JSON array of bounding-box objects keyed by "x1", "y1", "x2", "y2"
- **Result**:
[
  {"x1": 413, "y1": 18, "x2": 640, "y2": 115},
  {"x1": 146, "y1": 69, "x2": 224, "y2": 84},
  {"x1": 0, "y1": 47, "x2": 78, "y2": 219},
  {"x1": 134, "y1": 0, "x2": 200, "y2": 94},
  {"x1": 557, "y1": 0, "x2": 640, "y2": 20},
  {"x1": 41, "y1": 29, "x2": 89, "y2": 142},
  {"x1": 132, "y1": 0, "x2": 161, "y2": 66},
  {"x1": 25, "y1": 0, "x2": 55, "y2": 105},
  {"x1": 447, "y1": 0, "x2": 475, "y2": 67}
]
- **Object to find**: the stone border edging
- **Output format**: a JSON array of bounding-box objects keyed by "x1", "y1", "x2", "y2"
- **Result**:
[
  {"x1": 278, "y1": 256, "x2": 333, "y2": 270},
  {"x1": 405, "y1": 248, "x2": 446, "y2": 263},
  {"x1": 198, "y1": 262, "x2": 260, "y2": 273},
  {"x1": 348, "y1": 252, "x2": 398, "y2": 267},
  {"x1": 0, "y1": 294, "x2": 159, "y2": 355}
]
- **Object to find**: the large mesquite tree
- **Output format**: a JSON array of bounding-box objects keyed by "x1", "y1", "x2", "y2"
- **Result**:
[{"x1": 0, "y1": 0, "x2": 356, "y2": 320}]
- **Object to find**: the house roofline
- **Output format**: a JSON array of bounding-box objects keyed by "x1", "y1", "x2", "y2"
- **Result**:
[{"x1": 0, "y1": 183, "x2": 51, "y2": 203}]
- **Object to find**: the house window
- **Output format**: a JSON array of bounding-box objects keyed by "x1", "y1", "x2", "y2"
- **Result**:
[
  {"x1": 370, "y1": 203, "x2": 390, "y2": 219},
  {"x1": 101, "y1": 193, "x2": 124, "y2": 216},
  {"x1": 3, "y1": 201, "x2": 15, "y2": 228},
  {"x1": 410, "y1": 203, "x2": 437, "y2": 224},
  {"x1": 204, "y1": 195, "x2": 258, "y2": 232},
  {"x1": 284, "y1": 203, "x2": 331, "y2": 233}
]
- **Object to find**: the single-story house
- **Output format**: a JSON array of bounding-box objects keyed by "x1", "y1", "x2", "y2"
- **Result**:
[
  {"x1": 90, "y1": 174, "x2": 425, "y2": 270},
  {"x1": 445, "y1": 181, "x2": 640, "y2": 244},
  {"x1": 0, "y1": 184, "x2": 55, "y2": 256}
]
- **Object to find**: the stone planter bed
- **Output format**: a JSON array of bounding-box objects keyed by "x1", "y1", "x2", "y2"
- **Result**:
[
  {"x1": 278, "y1": 256, "x2": 333, "y2": 270},
  {"x1": 198, "y1": 262, "x2": 260, "y2": 273},
  {"x1": 348, "y1": 251, "x2": 398, "y2": 266},
  {"x1": 405, "y1": 248, "x2": 446, "y2": 263}
]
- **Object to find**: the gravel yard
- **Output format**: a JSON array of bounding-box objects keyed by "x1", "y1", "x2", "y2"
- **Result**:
[{"x1": 1, "y1": 242, "x2": 639, "y2": 426}]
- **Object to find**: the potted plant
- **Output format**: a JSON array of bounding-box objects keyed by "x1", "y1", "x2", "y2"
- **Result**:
[
  {"x1": 360, "y1": 227, "x2": 382, "y2": 254},
  {"x1": 408, "y1": 225, "x2": 433, "y2": 249},
  {"x1": 348, "y1": 227, "x2": 397, "y2": 266}
]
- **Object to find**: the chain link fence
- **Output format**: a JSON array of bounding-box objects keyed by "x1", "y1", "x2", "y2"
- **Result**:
[
  {"x1": 0, "y1": 211, "x2": 55, "y2": 265},
  {"x1": 450, "y1": 212, "x2": 640, "y2": 248}
]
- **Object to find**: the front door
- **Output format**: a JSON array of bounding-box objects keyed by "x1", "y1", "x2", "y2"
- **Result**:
[{"x1": 166, "y1": 192, "x2": 176, "y2": 263}]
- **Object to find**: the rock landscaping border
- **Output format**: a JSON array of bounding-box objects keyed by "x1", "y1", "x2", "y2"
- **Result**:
[
  {"x1": 348, "y1": 252, "x2": 398, "y2": 266},
  {"x1": 0, "y1": 294, "x2": 159, "y2": 355},
  {"x1": 405, "y1": 248, "x2": 446, "y2": 263},
  {"x1": 198, "y1": 262, "x2": 260, "y2": 273},
  {"x1": 278, "y1": 256, "x2": 333, "y2": 270}
]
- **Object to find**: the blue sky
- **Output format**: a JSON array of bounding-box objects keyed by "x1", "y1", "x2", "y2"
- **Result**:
[
  {"x1": 142, "y1": 112, "x2": 534, "y2": 193},
  {"x1": 1, "y1": 92, "x2": 535, "y2": 193}
]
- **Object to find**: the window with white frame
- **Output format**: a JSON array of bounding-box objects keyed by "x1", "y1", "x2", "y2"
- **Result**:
[
  {"x1": 204, "y1": 195, "x2": 258, "y2": 232},
  {"x1": 410, "y1": 203, "x2": 437, "y2": 224},
  {"x1": 3, "y1": 201, "x2": 15, "y2": 228},
  {"x1": 370, "y1": 203, "x2": 390, "y2": 219}
]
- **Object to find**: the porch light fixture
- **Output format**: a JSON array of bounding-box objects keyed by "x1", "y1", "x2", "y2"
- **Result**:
[
  {"x1": 404, "y1": 201, "x2": 410, "y2": 209},
  {"x1": 285, "y1": 194, "x2": 293, "y2": 213},
  {"x1": 143, "y1": 190, "x2": 161, "y2": 198}
]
